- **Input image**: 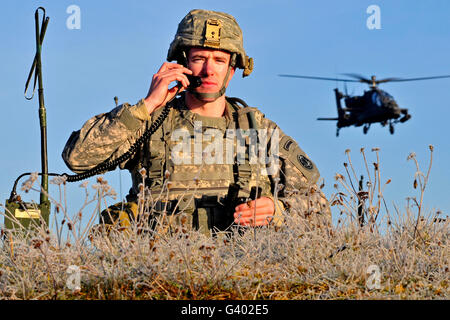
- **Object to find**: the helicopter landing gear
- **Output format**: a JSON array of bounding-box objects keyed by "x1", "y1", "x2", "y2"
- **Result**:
[
  {"x1": 363, "y1": 124, "x2": 370, "y2": 134},
  {"x1": 336, "y1": 128, "x2": 340, "y2": 137},
  {"x1": 389, "y1": 122, "x2": 395, "y2": 134}
]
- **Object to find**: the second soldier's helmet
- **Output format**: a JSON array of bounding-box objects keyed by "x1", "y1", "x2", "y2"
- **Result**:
[{"x1": 167, "y1": 9, "x2": 253, "y2": 77}]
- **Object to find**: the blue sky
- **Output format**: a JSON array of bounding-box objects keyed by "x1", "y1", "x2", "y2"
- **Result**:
[{"x1": 1, "y1": 0, "x2": 449, "y2": 229}]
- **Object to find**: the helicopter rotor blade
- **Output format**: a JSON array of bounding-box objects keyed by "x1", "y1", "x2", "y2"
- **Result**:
[
  {"x1": 280, "y1": 73, "x2": 450, "y2": 88},
  {"x1": 377, "y1": 75, "x2": 450, "y2": 83},
  {"x1": 278, "y1": 74, "x2": 360, "y2": 83},
  {"x1": 340, "y1": 73, "x2": 372, "y2": 84},
  {"x1": 375, "y1": 77, "x2": 402, "y2": 84},
  {"x1": 317, "y1": 117, "x2": 339, "y2": 120}
]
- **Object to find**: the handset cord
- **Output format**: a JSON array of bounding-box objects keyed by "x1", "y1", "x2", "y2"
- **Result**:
[{"x1": 62, "y1": 91, "x2": 180, "y2": 182}]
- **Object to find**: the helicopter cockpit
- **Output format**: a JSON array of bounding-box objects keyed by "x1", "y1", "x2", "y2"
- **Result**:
[
  {"x1": 371, "y1": 89, "x2": 396, "y2": 108},
  {"x1": 371, "y1": 90, "x2": 383, "y2": 107}
]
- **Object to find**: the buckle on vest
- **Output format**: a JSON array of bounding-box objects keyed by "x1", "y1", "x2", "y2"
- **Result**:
[
  {"x1": 148, "y1": 170, "x2": 161, "y2": 179},
  {"x1": 236, "y1": 163, "x2": 252, "y2": 178},
  {"x1": 147, "y1": 161, "x2": 163, "y2": 179}
]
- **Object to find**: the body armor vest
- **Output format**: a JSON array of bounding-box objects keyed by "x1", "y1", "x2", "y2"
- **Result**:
[
  {"x1": 128, "y1": 96, "x2": 273, "y2": 208},
  {"x1": 123, "y1": 96, "x2": 273, "y2": 234}
]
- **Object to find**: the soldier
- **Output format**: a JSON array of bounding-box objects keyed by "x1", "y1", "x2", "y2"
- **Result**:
[{"x1": 62, "y1": 9, "x2": 331, "y2": 234}]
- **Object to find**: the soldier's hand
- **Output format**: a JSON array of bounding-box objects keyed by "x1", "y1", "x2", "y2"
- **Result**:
[
  {"x1": 234, "y1": 197, "x2": 275, "y2": 227},
  {"x1": 144, "y1": 62, "x2": 192, "y2": 114}
]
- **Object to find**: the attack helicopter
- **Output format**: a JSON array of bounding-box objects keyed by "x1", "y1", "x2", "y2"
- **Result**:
[{"x1": 279, "y1": 73, "x2": 450, "y2": 136}]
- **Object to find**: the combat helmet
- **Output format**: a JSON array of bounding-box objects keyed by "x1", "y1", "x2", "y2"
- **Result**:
[{"x1": 167, "y1": 9, "x2": 254, "y2": 100}]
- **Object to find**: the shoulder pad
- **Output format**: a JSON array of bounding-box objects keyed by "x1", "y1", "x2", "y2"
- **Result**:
[{"x1": 279, "y1": 135, "x2": 320, "y2": 184}]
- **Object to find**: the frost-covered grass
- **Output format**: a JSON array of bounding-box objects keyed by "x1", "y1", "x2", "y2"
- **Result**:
[{"x1": 0, "y1": 147, "x2": 448, "y2": 300}]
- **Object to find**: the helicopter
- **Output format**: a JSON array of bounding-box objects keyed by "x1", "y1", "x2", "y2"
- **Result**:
[{"x1": 279, "y1": 73, "x2": 450, "y2": 136}]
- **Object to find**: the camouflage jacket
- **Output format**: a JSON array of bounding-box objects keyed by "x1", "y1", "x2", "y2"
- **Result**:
[{"x1": 62, "y1": 94, "x2": 331, "y2": 226}]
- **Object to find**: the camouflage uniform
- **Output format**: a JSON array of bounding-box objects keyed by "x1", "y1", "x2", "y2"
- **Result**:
[{"x1": 62, "y1": 9, "x2": 331, "y2": 233}]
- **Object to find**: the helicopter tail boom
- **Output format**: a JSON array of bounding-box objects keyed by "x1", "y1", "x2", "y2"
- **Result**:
[{"x1": 317, "y1": 117, "x2": 339, "y2": 120}]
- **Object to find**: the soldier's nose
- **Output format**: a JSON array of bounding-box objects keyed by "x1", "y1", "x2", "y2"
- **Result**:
[{"x1": 202, "y1": 59, "x2": 215, "y2": 76}]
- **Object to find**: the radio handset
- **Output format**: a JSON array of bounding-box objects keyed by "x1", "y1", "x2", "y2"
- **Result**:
[
  {"x1": 185, "y1": 74, "x2": 202, "y2": 89},
  {"x1": 177, "y1": 50, "x2": 202, "y2": 90}
]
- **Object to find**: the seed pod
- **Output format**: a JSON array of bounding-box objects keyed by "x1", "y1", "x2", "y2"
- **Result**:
[
  {"x1": 139, "y1": 168, "x2": 147, "y2": 177},
  {"x1": 32, "y1": 239, "x2": 43, "y2": 249}
]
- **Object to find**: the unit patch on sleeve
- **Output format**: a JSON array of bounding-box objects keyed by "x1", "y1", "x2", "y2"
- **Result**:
[
  {"x1": 279, "y1": 135, "x2": 320, "y2": 184},
  {"x1": 297, "y1": 154, "x2": 314, "y2": 170}
]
